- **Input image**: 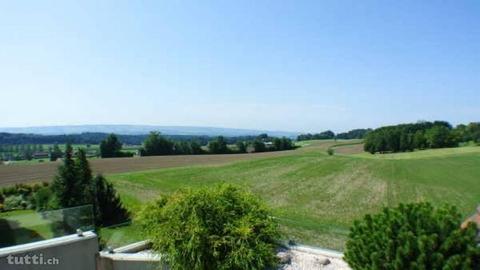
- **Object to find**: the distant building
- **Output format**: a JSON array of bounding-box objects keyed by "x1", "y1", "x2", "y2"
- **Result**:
[{"x1": 32, "y1": 151, "x2": 50, "y2": 159}]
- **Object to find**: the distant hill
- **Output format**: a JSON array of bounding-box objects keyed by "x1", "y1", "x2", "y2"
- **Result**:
[{"x1": 0, "y1": 125, "x2": 298, "y2": 138}]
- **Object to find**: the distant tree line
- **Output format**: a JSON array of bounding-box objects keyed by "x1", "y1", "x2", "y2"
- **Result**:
[
  {"x1": 206, "y1": 133, "x2": 294, "y2": 154},
  {"x1": 0, "y1": 132, "x2": 261, "y2": 146},
  {"x1": 364, "y1": 121, "x2": 480, "y2": 154},
  {"x1": 297, "y1": 128, "x2": 371, "y2": 141},
  {"x1": 0, "y1": 132, "x2": 296, "y2": 161},
  {"x1": 0, "y1": 143, "x2": 88, "y2": 162},
  {"x1": 0, "y1": 144, "x2": 44, "y2": 161},
  {"x1": 336, "y1": 129, "x2": 372, "y2": 139},
  {"x1": 137, "y1": 132, "x2": 295, "y2": 157}
]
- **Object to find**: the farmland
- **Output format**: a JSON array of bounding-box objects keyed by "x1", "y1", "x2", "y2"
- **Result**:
[
  {"x1": 2, "y1": 140, "x2": 479, "y2": 250},
  {"x1": 104, "y1": 141, "x2": 480, "y2": 250},
  {"x1": 0, "y1": 148, "x2": 301, "y2": 186}
]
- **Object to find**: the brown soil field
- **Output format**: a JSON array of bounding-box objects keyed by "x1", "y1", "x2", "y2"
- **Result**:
[
  {"x1": 331, "y1": 143, "x2": 365, "y2": 155},
  {"x1": 0, "y1": 140, "x2": 347, "y2": 186},
  {"x1": 0, "y1": 151, "x2": 297, "y2": 186}
]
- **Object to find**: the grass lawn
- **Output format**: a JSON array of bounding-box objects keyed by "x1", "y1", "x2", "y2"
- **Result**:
[{"x1": 106, "y1": 141, "x2": 480, "y2": 250}]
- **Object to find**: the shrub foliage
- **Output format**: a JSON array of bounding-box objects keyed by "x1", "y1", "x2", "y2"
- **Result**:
[
  {"x1": 138, "y1": 184, "x2": 280, "y2": 270},
  {"x1": 345, "y1": 202, "x2": 480, "y2": 269}
]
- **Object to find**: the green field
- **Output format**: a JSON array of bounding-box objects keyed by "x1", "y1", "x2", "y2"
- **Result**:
[
  {"x1": 2, "y1": 141, "x2": 478, "y2": 250},
  {"x1": 105, "y1": 141, "x2": 480, "y2": 250}
]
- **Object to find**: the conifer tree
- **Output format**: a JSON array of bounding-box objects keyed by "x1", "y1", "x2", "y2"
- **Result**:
[
  {"x1": 92, "y1": 174, "x2": 129, "y2": 226},
  {"x1": 345, "y1": 202, "x2": 480, "y2": 269},
  {"x1": 51, "y1": 144, "x2": 129, "y2": 226},
  {"x1": 74, "y1": 149, "x2": 94, "y2": 205},
  {"x1": 52, "y1": 144, "x2": 78, "y2": 207}
]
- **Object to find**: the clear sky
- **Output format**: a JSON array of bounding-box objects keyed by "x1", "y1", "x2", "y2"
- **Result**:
[{"x1": 1, "y1": 0, "x2": 478, "y2": 133}]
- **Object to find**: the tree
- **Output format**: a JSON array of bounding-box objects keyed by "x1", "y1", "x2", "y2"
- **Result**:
[
  {"x1": 51, "y1": 144, "x2": 129, "y2": 226},
  {"x1": 173, "y1": 141, "x2": 188, "y2": 154},
  {"x1": 141, "y1": 132, "x2": 174, "y2": 156},
  {"x1": 273, "y1": 138, "x2": 282, "y2": 150},
  {"x1": 280, "y1": 137, "x2": 294, "y2": 150},
  {"x1": 273, "y1": 137, "x2": 294, "y2": 151},
  {"x1": 252, "y1": 140, "x2": 266, "y2": 152},
  {"x1": 257, "y1": 133, "x2": 269, "y2": 141},
  {"x1": 236, "y1": 141, "x2": 247, "y2": 153},
  {"x1": 364, "y1": 121, "x2": 459, "y2": 154},
  {"x1": 49, "y1": 144, "x2": 63, "y2": 161},
  {"x1": 190, "y1": 141, "x2": 204, "y2": 154},
  {"x1": 454, "y1": 124, "x2": 469, "y2": 142},
  {"x1": 345, "y1": 202, "x2": 480, "y2": 269},
  {"x1": 315, "y1": 130, "x2": 335, "y2": 140},
  {"x1": 100, "y1": 134, "x2": 123, "y2": 158},
  {"x1": 467, "y1": 122, "x2": 480, "y2": 143},
  {"x1": 336, "y1": 129, "x2": 372, "y2": 140},
  {"x1": 92, "y1": 175, "x2": 129, "y2": 227},
  {"x1": 425, "y1": 125, "x2": 454, "y2": 148},
  {"x1": 75, "y1": 149, "x2": 94, "y2": 205},
  {"x1": 208, "y1": 136, "x2": 229, "y2": 154},
  {"x1": 413, "y1": 130, "x2": 427, "y2": 149},
  {"x1": 138, "y1": 184, "x2": 280, "y2": 270},
  {"x1": 51, "y1": 144, "x2": 80, "y2": 207},
  {"x1": 297, "y1": 130, "x2": 335, "y2": 141},
  {"x1": 23, "y1": 145, "x2": 33, "y2": 160}
]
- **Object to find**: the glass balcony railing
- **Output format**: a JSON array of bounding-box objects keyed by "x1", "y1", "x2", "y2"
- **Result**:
[
  {"x1": 0, "y1": 205, "x2": 94, "y2": 248},
  {"x1": 98, "y1": 221, "x2": 144, "y2": 250}
]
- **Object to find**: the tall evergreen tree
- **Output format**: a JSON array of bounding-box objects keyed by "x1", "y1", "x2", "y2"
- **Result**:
[
  {"x1": 75, "y1": 149, "x2": 94, "y2": 205},
  {"x1": 51, "y1": 144, "x2": 129, "y2": 226},
  {"x1": 92, "y1": 174, "x2": 129, "y2": 227},
  {"x1": 51, "y1": 144, "x2": 78, "y2": 207}
]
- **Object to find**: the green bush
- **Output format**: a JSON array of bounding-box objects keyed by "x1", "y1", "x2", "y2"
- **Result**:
[
  {"x1": 3, "y1": 195, "x2": 25, "y2": 210},
  {"x1": 33, "y1": 186, "x2": 56, "y2": 211},
  {"x1": 327, "y1": 148, "x2": 334, "y2": 156},
  {"x1": 0, "y1": 183, "x2": 51, "y2": 211},
  {"x1": 345, "y1": 202, "x2": 480, "y2": 269},
  {"x1": 138, "y1": 184, "x2": 280, "y2": 270}
]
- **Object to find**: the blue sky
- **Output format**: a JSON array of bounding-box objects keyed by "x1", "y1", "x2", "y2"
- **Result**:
[{"x1": 1, "y1": 0, "x2": 478, "y2": 133}]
